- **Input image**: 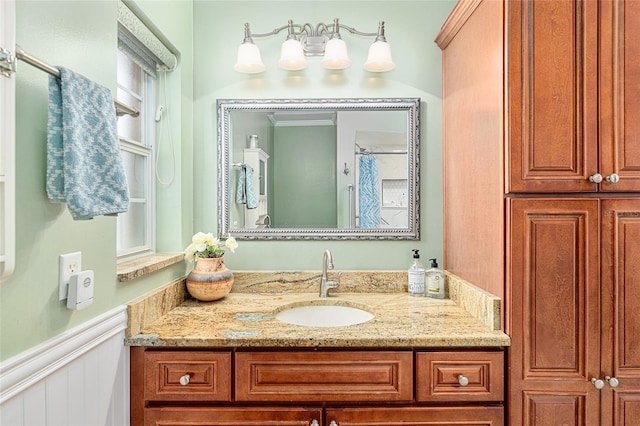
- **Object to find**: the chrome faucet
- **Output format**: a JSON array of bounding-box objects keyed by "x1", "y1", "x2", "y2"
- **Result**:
[{"x1": 320, "y1": 249, "x2": 339, "y2": 298}]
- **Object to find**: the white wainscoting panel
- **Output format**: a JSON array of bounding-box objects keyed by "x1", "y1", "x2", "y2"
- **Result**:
[{"x1": 0, "y1": 306, "x2": 129, "y2": 426}]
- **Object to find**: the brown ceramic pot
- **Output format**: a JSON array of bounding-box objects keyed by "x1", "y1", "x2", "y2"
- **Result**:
[{"x1": 186, "y1": 257, "x2": 234, "y2": 301}]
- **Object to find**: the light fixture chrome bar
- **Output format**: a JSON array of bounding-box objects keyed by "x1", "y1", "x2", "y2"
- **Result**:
[
  {"x1": 14, "y1": 45, "x2": 139, "y2": 117},
  {"x1": 235, "y1": 18, "x2": 394, "y2": 73}
]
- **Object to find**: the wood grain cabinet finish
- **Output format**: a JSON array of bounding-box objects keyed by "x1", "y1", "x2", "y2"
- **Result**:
[
  {"x1": 235, "y1": 350, "x2": 413, "y2": 402},
  {"x1": 437, "y1": 0, "x2": 640, "y2": 425},
  {"x1": 143, "y1": 350, "x2": 231, "y2": 402},
  {"x1": 509, "y1": 198, "x2": 640, "y2": 425},
  {"x1": 130, "y1": 347, "x2": 505, "y2": 426},
  {"x1": 145, "y1": 407, "x2": 323, "y2": 426},
  {"x1": 509, "y1": 0, "x2": 640, "y2": 193},
  {"x1": 326, "y1": 406, "x2": 504, "y2": 425},
  {"x1": 415, "y1": 351, "x2": 504, "y2": 402}
]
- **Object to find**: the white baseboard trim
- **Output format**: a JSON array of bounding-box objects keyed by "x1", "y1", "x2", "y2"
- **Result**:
[{"x1": 0, "y1": 305, "x2": 127, "y2": 404}]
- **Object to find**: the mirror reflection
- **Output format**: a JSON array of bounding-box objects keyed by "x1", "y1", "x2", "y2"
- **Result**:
[{"x1": 217, "y1": 98, "x2": 420, "y2": 240}]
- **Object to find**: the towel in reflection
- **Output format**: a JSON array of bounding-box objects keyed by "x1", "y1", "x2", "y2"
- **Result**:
[
  {"x1": 358, "y1": 154, "x2": 381, "y2": 228},
  {"x1": 236, "y1": 165, "x2": 258, "y2": 209},
  {"x1": 46, "y1": 66, "x2": 129, "y2": 220}
]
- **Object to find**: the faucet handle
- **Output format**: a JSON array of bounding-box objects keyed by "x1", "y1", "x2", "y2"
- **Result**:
[{"x1": 326, "y1": 280, "x2": 339, "y2": 289}]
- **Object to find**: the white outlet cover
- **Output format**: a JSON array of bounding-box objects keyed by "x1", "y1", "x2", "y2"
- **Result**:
[{"x1": 59, "y1": 252, "x2": 81, "y2": 301}]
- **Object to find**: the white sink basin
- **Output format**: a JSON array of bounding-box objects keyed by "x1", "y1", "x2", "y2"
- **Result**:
[{"x1": 275, "y1": 303, "x2": 374, "y2": 327}]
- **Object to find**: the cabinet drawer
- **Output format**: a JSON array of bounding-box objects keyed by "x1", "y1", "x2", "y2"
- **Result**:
[
  {"x1": 144, "y1": 350, "x2": 231, "y2": 402},
  {"x1": 145, "y1": 407, "x2": 322, "y2": 426},
  {"x1": 327, "y1": 406, "x2": 504, "y2": 425},
  {"x1": 235, "y1": 351, "x2": 413, "y2": 402},
  {"x1": 416, "y1": 351, "x2": 504, "y2": 402}
]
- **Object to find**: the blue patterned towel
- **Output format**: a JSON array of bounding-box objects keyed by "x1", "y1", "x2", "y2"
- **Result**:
[
  {"x1": 47, "y1": 67, "x2": 129, "y2": 220},
  {"x1": 358, "y1": 154, "x2": 381, "y2": 228},
  {"x1": 236, "y1": 165, "x2": 258, "y2": 209}
]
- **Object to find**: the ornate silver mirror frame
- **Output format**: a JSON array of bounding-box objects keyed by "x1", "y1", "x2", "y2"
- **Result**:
[{"x1": 217, "y1": 98, "x2": 420, "y2": 240}]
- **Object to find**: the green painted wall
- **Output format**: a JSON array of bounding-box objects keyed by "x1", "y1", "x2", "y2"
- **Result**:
[
  {"x1": 193, "y1": 0, "x2": 455, "y2": 271},
  {"x1": 1, "y1": 0, "x2": 456, "y2": 362},
  {"x1": 273, "y1": 125, "x2": 337, "y2": 228},
  {"x1": 0, "y1": 0, "x2": 193, "y2": 361}
]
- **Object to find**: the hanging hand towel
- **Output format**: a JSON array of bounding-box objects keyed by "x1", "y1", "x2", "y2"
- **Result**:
[
  {"x1": 46, "y1": 66, "x2": 129, "y2": 220},
  {"x1": 358, "y1": 154, "x2": 381, "y2": 228},
  {"x1": 236, "y1": 165, "x2": 258, "y2": 209}
]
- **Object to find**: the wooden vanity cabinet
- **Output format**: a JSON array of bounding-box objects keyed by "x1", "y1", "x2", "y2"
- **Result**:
[
  {"x1": 130, "y1": 347, "x2": 505, "y2": 426},
  {"x1": 145, "y1": 407, "x2": 323, "y2": 426},
  {"x1": 510, "y1": 198, "x2": 640, "y2": 425},
  {"x1": 437, "y1": 0, "x2": 640, "y2": 424},
  {"x1": 326, "y1": 407, "x2": 504, "y2": 426},
  {"x1": 508, "y1": 0, "x2": 640, "y2": 194}
]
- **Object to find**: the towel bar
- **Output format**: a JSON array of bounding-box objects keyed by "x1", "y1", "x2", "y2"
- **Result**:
[{"x1": 9, "y1": 45, "x2": 139, "y2": 118}]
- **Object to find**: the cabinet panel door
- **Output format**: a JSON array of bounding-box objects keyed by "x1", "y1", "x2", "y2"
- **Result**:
[
  {"x1": 600, "y1": 1, "x2": 640, "y2": 192},
  {"x1": 326, "y1": 406, "x2": 503, "y2": 425},
  {"x1": 235, "y1": 351, "x2": 413, "y2": 402},
  {"x1": 508, "y1": 199, "x2": 601, "y2": 425},
  {"x1": 143, "y1": 350, "x2": 232, "y2": 402},
  {"x1": 508, "y1": 0, "x2": 598, "y2": 192},
  {"x1": 601, "y1": 199, "x2": 640, "y2": 424},
  {"x1": 145, "y1": 407, "x2": 322, "y2": 426},
  {"x1": 415, "y1": 351, "x2": 504, "y2": 402}
]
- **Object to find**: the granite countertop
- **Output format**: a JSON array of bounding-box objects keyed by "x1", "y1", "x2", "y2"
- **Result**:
[{"x1": 125, "y1": 271, "x2": 511, "y2": 348}]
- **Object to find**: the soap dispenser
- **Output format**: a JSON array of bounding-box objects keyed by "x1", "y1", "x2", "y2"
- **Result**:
[
  {"x1": 408, "y1": 249, "x2": 426, "y2": 296},
  {"x1": 426, "y1": 258, "x2": 445, "y2": 299}
]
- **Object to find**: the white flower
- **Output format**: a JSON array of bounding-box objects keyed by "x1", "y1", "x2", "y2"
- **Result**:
[
  {"x1": 225, "y1": 236, "x2": 238, "y2": 253},
  {"x1": 183, "y1": 232, "x2": 239, "y2": 262}
]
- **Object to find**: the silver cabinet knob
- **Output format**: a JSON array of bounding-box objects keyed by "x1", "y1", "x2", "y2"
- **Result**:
[
  {"x1": 310, "y1": 421, "x2": 319, "y2": 426},
  {"x1": 589, "y1": 173, "x2": 603, "y2": 183},
  {"x1": 605, "y1": 173, "x2": 620, "y2": 183},
  {"x1": 329, "y1": 421, "x2": 338, "y2": 426},
  {"x1": 591, "y1": 378, "x2": 605, "y2": 389},
  {"x1": 179, "y1": 374, "x2": 190, "y2": 386},
  {"x1": 606, "y1": 376, "x2": 620, "y2": 388},
  {"x1": 458, "y1": 374, "x2": 469, "y2": 386}
]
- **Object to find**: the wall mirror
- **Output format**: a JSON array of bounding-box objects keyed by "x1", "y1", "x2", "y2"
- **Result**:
[{"x1": 217, "y1": 98, "x2": 420, "y2": 240}]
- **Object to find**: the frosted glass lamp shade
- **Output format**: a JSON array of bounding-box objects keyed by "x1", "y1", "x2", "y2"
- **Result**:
[
  {"x1": 234, "y1": 41, "x2": 266, "y2": 74},
  {"x1": 321, "y1": 38, "x2": 351, "y2": 70},
  {"x1": 278, "y1": 39, "x2": 307, "y2": 70},
  {"x1": 363, "y1": 40, "x2": 395, "y2": 72}
]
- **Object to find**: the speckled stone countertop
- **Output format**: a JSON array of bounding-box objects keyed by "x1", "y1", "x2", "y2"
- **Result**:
[{"x1": 126, "y1": 271, "x2": 510, "y2": 348}]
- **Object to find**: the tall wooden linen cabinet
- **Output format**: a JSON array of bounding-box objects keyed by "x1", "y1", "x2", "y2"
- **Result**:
[{"x1": 436, "y1": 0, "x2": 640, "y2": 424}]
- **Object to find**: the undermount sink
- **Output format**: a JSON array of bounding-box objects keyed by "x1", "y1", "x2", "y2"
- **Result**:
[{"x1": 275, "y1": 303, "x2": 374, "y2": 327}]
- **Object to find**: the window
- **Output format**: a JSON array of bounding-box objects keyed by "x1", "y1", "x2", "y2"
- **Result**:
[
  {"x1": 115, "y1": 1, "x2": 176, "y2": 261},
  {"x1": 0, "y1": 0, "x2": 15, "y2": 280},
  {"x1": 116, "y1": 50, "x2": 155, "y2": 258}
]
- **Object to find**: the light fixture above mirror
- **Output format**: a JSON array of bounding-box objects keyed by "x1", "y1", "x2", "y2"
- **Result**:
[{"x1": 234, "y1": 19, "x2": 395, "y2": 74}]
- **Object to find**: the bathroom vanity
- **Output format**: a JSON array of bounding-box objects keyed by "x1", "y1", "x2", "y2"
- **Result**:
[{"x1": 127, "y1": 272, "x2": 509, "y2": 426}]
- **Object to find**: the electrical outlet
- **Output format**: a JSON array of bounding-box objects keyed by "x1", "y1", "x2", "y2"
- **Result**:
[{"x1": 59, "y1": 252, "x2": 82, "y2": 301}]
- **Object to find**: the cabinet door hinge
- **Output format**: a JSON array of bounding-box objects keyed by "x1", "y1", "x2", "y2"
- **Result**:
[{"x1": 0, "y1": 47, "x2": 16, "y2": 78}]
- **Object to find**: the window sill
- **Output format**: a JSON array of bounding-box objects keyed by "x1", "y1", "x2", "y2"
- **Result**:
[{"x1": 117, "y1": 253, "x2": 184, "y2": 282}]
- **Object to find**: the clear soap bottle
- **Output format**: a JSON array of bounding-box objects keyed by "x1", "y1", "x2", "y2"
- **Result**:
[
  {"x1": 408, "y1": 249, "x2": 426, "y2": 296},
  {"x1": 426, "y1": 258, "x2": 445, "y2": 299}
]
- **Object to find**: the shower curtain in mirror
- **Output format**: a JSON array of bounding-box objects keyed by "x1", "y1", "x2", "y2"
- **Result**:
[{"x1": 358, "y1": 154, "x2": 381, "y2": 228}]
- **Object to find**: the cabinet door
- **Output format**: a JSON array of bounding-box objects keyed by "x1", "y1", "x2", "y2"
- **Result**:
[
  {"x1": 415, "y1": 351, "x2": 504, "y2": 402},
  {"x1": 326, "y1": 406, "x2": 503, "y2": 425},
  {"x1": 601, "y1": 199, "x2": 640, "y2": 425},
  {"x1": 143, "y1": 350, "x2": 232, "y2": 402},
  {"x1": 508, "y1": 0, "x2": 599, "y2": 192},
  {"x1": 145, "y1": 407, "x2": 322, "y2": 426},
  {"x1": 599, "y1": 1, "x2": 640, "y2": 192},
  {"x1": 508, "y1": 199, "x2": 601, "y2": 425},
  {"x1": 235, "y1": 351, "x2": 413, "y2": 402}
]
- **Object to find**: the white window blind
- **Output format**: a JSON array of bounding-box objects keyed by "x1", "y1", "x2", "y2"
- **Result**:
[{"x1": 117, "y1": 1, "x2": 177, "y2": 77}]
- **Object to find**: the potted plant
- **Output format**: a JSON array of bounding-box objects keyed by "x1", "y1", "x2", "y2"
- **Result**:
[{"x1": 184, "y1": 232, "x2": 238, "y2": 301}]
